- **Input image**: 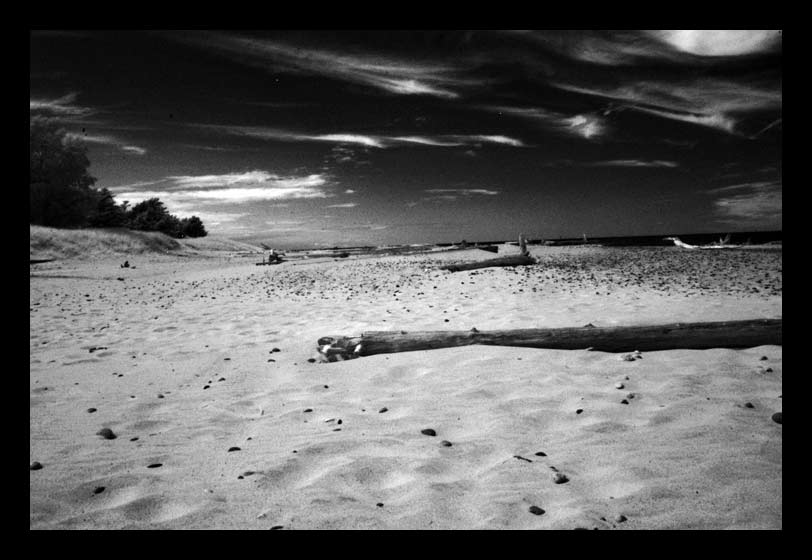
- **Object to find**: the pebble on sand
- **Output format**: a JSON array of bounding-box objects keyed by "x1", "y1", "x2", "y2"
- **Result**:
[
  {"x1": 615, "y1": 382, "x2": 625, "y2": 390},
  {"x1": 421, "y1": 429, "x2": 437, "y2": 436},
  {"x1": 553, "y1": 473, "x2": 570, "y2": 484},
  {"x1": 228, "y1": 446, "x2": 241, "y2": 452},
  {"x1": 576, "y1": 409, "x2": 583, "y2": 414},
  {"x1": 744, "y1": 402, "x2": 755, "y2": 408},
  {"x1": 30, "y1": 461, "x2": 43, "y2": 471},
  {"x1": 772, "y1": 412, "x2": 782, "y2": 424},
  {"x1": 378, "y1": 407, "x2": 388, "y2": 413},
  {"x1": 87, "y1": 408, "x2": 97, "y2": 413},
  {"x1": 147, "y1": 463, "x2": 163, "y2": 468},
  {"x1": 615, "y1": 514, "x2": 627, "y2": 523},
  {"x1": 528, "y1": 505, "x2": 545, "y2": 515},
  {"x1": 93, "y1": 486, "x2": 105, "y2": 495},
  {"x1": 621, "y1": 399, "x2": 629, "y2": 405},
  {"x1": 534, "y1": 451, "x2": 547, "y2": 457},
  {"x1": 440, "y1": 440, "x2": 453, "y2": 447},
  {"x1": 97, "y1": 427, "x2": 117, "y2": 440}
]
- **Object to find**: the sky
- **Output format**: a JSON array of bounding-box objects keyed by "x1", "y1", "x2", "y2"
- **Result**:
[{"x1": 30, "y1": 30, "x2": 782, "y2": 248}]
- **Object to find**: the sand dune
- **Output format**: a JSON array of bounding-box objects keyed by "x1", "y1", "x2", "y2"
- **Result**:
[{"x1": 30, "y1": 244, "x2": 781, "y2": 529}]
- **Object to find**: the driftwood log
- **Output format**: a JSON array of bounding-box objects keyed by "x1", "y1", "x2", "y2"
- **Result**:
[
  {"x1": 30, "y1": 258, "x2": 56, "y2": 264},
  {"x1": 316, "y1": 319, "x2": 782, "y2": 361},
  {"x1": 440, "y1": 254, "x2": 536, "y2": 272}
]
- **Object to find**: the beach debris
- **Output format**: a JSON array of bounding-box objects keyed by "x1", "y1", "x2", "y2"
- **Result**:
[
  {"x1": 30, "y1": 461, "x2": 43, "y2": 471},
  {"x1": 528, "y1": 505, "x2": 545, "y2": 515},
  {"x1": 553, "y1": 473, "x2": 570, "y2": 484},
  {"x1": 316, "y1": 320, "x2": 781, "y2": 362},
  {"x1": 421, "y1": 429, "x2": 437, "y2": 436},
  {"x1": 97, "y1": 427, "x2": 117, "y2": 440},
  {"x1": 772, "y1": 412, "x2": 782, "y2": 424},
  {"x1": 514, "y1": 455, "x2": 533, "y2": 463}
]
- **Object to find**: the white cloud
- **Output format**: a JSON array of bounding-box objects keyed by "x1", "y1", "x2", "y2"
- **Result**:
[
  {"x1": 647, "y1": 30, "x2": 781, "y2": 57},
  {"x1": 425, "y1": 188, "x2": 500, "y2": 195},
  {"x1": 485, "y1": 105, "x2": 607, "y2": 140},
  {"x1": 30, "y1": 93, "x2": 94, "y2": 117},
  {"x1": 710, "y1": 181, "x2": 782, "y2": 226},
  {"x1": 326, "y1": 203, "x2": 358, "y2": 208},
  {"x1": 65, "y1": 132, "x2": 148, "y2": 156},
  {"x1": 586, "y1": 159, "x2": 679, "y2": 168}
]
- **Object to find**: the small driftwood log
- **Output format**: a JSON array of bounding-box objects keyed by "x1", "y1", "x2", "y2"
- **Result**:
[
  {"x1": 441, "y1": 234, "x2": 534, "y2": 272},
  {"x1": 316, "y1": 319, "x2": 781, "y2": 361},
  {"x1": 30, "y1": 258, "x2": 56, "y2": 264}
]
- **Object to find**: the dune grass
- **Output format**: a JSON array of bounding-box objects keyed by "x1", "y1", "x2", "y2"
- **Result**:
[{"x1": 29, "y1": 225, "x2": 262, "y2": 260}]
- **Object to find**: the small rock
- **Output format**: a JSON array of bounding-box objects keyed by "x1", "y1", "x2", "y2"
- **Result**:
[
  {"x1": 626, "y1": 393, "x2": 635, "y2": 399},
  {"x1": 772, "y1": 412, "x2": 782, "y2": 424},
  {"x1": 30, "y1": 461, "x2": 43, "y2": 471},
  {"x1": 576, "y1": 409, "x2": 583, "y2": 414},
  {"x1": 615, "y1": 514, "x2": 627, "y2": 523},
  {"x1": 378, "y1": 407, "x2": 388, "y2": 413},
  {"x1": 270, "y1": 525, "x2": 284, "y2": 530},
  {"x1": 744, "y1": 402, "x2": 755, "y2": 409},
  {"x1": 534, "y1": 451, "x2": 547, "y2": 457},
  {"x1": 440, "y1": 440, "x2": 453, "y2": 447},
  {"x1": 553, "y1": 473, "x2": 569, "y2": 484},
  {"x1": 130, "y1": 437, "x2": 139, "y2": 442},
  {"x1": 97, "y1": 428, "x2": 117, "y2": 440},
  {"x1": 528, "y1": 505, "x2": 545, "y2": 515},
  {"x1": 304, "y1": 408, "x2": 313, "y2": 413},
  {"x1": 376, "y1": 502, "x2": 384, "y2": 507},
  {"x1": 307, "y1": 358, "x2": 316, "y2": 363},
  {"x1": 615, "y1": 382, "x2": 624, "y2": 390},
  {"x1": 147, "y1": 463, "x2": 162, "y2": 468},
  {"x1": 620, "y1": 399, "x2": 629, "y2": 405},
  {"x1": 228, "y1": 446, "x2": 241, "y2": 452},
  {"x1": 93, "y1": 486, "x2": 105, "y2": 495},
  {"x1": 203, "y1": 385, "x2": 210, "y2": 390},
  {"x1": 87, "y1": 408, "x2": 97, "y2": 413},
  {"x1": 421, "y1": 429, "x2": 437, "y2": 436},
  {"x1": 272, "y1": 348, "x2": 281, "y2": 353},
  {"x1": 760, "y1": 356, "x2": 768, "y2": 361},
  {"x1": 765, "y1": 368, "x2": 773, "y2": 373}
]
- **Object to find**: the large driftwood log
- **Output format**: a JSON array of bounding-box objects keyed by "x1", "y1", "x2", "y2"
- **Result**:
[
  {"x1": 440, "y1": 254, "x2": 536, "y2": 272},
  {"x1": 316, "y1": 319, "x2": 782, "y2": 361}
]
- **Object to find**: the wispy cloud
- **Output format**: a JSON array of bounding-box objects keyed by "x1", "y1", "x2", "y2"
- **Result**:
[
  {"x1": 485, "y1": 105, "x2": 607, "y2": 140},
  {"x1": 585, "y1": 159, "x2": 679, "y2": 168},
  {"x1": 113, "y1": 172, "x2": 332, "y2": 209},
  {"x1": 65, "y1": 132, "x2": 148, "y2": 156},
  {"x1": 173, "y1": 32, "x2": 474, "y2": 99},
  {"x1": 199, "y1": 125, "x2": 526, "y2": 149},
  {"x1": 326, "y1": 202, "x2": 358, "y2": 208},
  {"x1": 553, "y1": 78, "x2": 781, "y2": 136},
  {"x1": 708, "y1": 180, "x2": 781, "y2": 226},
  {"x1": 30, "y1": 92, "x2": 94, "y2": 118},
  {"x1": 420, "y1": 188, "x2": 500, "y2": 202}
]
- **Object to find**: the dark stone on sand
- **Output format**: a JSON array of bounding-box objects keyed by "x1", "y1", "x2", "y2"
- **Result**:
[
  {"x1": 237, "y1": 475, "x2": 244, "y2": 479},
  {"x1": 377, "y1": 502, "x2": 384, "y2": 507},
  {"x1": 745, "y1": 402, "x2": 755, "y2": 408},
  {"x1": 766, "y1": 368, "x2": 773, "y2": 373},
  {"x1": 304, "y1": 408, "x2": 313, "y2": 413},
  {"x1": 379, "y1": 407, "x2": 388, "y2": 413},
  {"x1": 203, "y1": 385, "x2": 210, "y2": 390},
  {"x1": 147, "y1": 463, "x2": 162, "y2": 468},
  {"x1": 272, "y1": 348, "x2": 281, "y2": 353},
  {"x1": 218, "y1": 377, "x2": 226, "y2": 382},
  {"x1": 270, "y1": 525, "x2": 284, "y2": 530},
  {"x1": 157, "y1": 394, "x2": 164, "y2": 399},
  {"x1": 87, "y1": 408, "x2": 97, "y2": 413},
  {"x1": 760, "y1": 356, "x2": 768, "y2": 361},
  {"x1": 621, "y1": 399, "x2": 629, "y2": 405},
  {"x1": 307, "y1": 358, "x2": 316, "y2": 363},
  {"x1": 615, "y1": 514, "x2": 627, "y2": 523},
  {"x1": 528, "y1": 505, "x2": 545, "y2": 516},
  {"x1": 553, "y1": 473, "x2": 570, "y2": 484},
  {"x1": 440, "y1": 440, "x2": 453, "y2": 447},
  {"x1": 337, "y1": 419, "x2": 342, "y2": 425},
  {"x1": 421, "y1": 429, "x2": 437, "y2": 436},
  {"x1": 534, "y1": 451, "x2": 547, "y2": 457},
  {"x1": 772, "y1": 412, "x2": 782, "y2": 424},
  {"x1": 224, "y1": 358, "x2": 230, "y2": 361},
  {"x1": 93, "y1": 486, "x2": 105, "y2": 495},
  {"x1": 130, "y1": 437, "x2": 139, "y2": 441},
  {"x1": 576, "y1": 409, "x2": 583, "y2": 414},
  {"x1": 97, "y1": 428, "x2": 117, "y2": 440},
  {"x1": 228, "y1": 447, "x2": 241, "y2": 452},
  {"x1": 30, "y1": 461, "x2": 43, "y2": 471}
]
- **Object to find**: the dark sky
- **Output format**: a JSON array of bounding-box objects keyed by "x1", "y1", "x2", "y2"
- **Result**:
[{"x1": 30, "y1": 30, "x2": 782, "y2": 248}]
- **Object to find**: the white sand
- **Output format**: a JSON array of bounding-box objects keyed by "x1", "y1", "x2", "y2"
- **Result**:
[{"x1": 30, "y1": 246, "x2": 782, "y2": 529}]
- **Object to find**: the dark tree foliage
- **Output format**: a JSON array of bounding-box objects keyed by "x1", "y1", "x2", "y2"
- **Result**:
[
  {"x1": 88, "y1": 188, "x2": 128, "y2": 227},
  {"x1": 30, "y1": 117, "x2": 98, "y2": 227},
  {"x1": 180, "y1": 216, "x2": 207, "y2": 238},
  {"x1": 127, "y1": 198, "x2": 182, "y2": 237}
]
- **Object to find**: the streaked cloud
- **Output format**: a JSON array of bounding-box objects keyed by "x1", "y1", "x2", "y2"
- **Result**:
[
  {"x1": 709, "y1": 180, "x2": 781, "y2": 226},
  {"x1": 200, "y1": 125, "x2": 525, "y2": 149},
  {"x1": 30, "y1": 92, "x2": 94, "y2": 117},
  {"x1": 486, "y1": 106, "x2": 607, "y2": 140},
  {"x1": 65, "y1": 132, "x2": 148, "y2": 156},
  {"x1": 585, "y1": 159, "x2": 678, "y2": 168},
  {"x1": 326, "y1": 202, "x2": 358, "y2": 208},
  {"x1": 553, "y1": 78, "x2": 781, "y2": 136},
  {"x1": 173, "y1": 32, "x2": 473, "y2": 99}
]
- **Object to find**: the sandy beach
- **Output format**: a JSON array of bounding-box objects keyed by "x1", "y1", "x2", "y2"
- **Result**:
[{"x1": 29, "y1": 243, "x2": 782, "y2": 530}]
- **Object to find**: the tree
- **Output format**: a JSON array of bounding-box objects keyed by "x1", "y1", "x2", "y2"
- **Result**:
[
  {"x1": 127, "y1": 198, "x2": 183, "y2": 237},
  {"x1": 88, "y1": 188, "x2": 128, "y2": 227},
  {"x1": 180, "y1": 216, "x2": 207, "y2": 238},
  {"x1": 30, "y1": 117, "x2": 97, "y2": 227}
]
